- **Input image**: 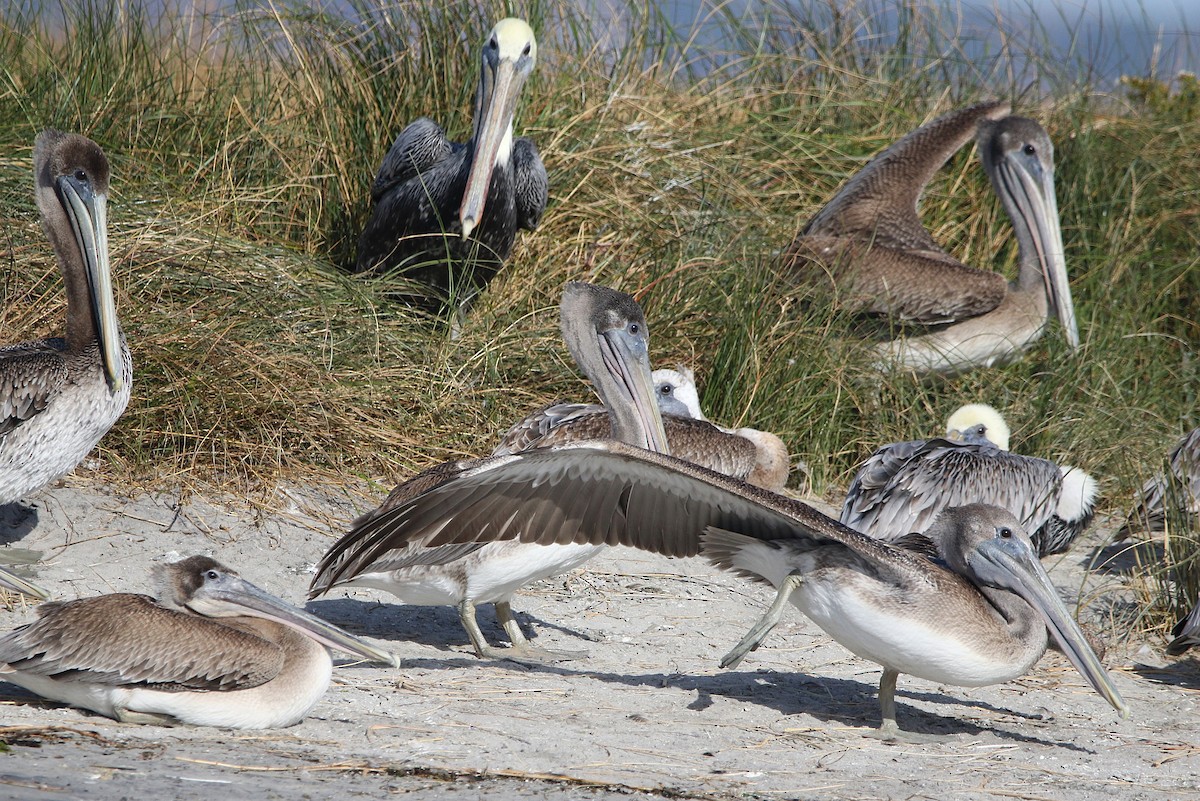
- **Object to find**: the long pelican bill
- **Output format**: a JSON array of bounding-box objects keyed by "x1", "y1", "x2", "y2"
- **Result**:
[
  {"x1": 0, "y1": 565, "x2": 52, "y2": 602},
  {"x1": 599, "y1": 321, "x2": 671, "y2": 455},
  {"x1": 997, "y1": 155, "x2": 1079, "y2": 350},
  {"x1": 460, "y1": 19, "x2": 535, "y2": 240},
  {"x1": 972, "y1": 533, "x2": 1128, "y2": 718},
  {"x1": 189, "y1": 570, "x2": 401, "y2": 668},
  {"x1": 58, "y1": 173, "x2": 124, "y2": 390}
]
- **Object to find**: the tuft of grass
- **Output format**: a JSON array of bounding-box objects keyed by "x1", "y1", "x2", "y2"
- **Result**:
[{"x1": 0, "y1": 0, "x2": 1197, "y2": 630}]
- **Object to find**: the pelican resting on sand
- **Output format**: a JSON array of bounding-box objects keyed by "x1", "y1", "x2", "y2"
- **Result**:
[
  {"x1": 300, "y1": 431, "x2": 1127, "y2": 737},
  {"x1": 0, "y1": 565, "x2": 50, "y2": 602},
  {"x1": 0, "y1": 556, "x2": 398, "y2": 728},
  {"x1": 354, "y1": 18, "x2": 548, "y2": 310},
  {"x1": 1117, "y1": 427, "x2": 1200, "y2": 539},
  {"x1": 310, "y1": 282, "x2": 672, "y2": 663},
  {"x1": 495, "y1": 366, "x2": 791, "y2": 493},
  {"x1": 841, "y1": 404, "x2": 1096, "y2": 557},
  {"x1": 784, "y1": 101, "x2": 1079, "y2": 374},
  {"x1": 0, "y1": 130, "x2": 131, "y2": 506}
]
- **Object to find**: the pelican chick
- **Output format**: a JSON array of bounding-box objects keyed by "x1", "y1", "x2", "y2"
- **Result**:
[
  {"x1": 841, "y1": 403, "x2": 1097, "y2": 556},
  {"x1": 0, "y1": 556, "x2": 398, "y2": 728}
]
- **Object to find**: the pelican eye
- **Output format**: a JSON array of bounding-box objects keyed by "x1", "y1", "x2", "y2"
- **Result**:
[
  {"x1": 205, "y1": 569, "x2": 221, "y2": 580},
  {"x1": 73, "y1": 168, "x2": 88, "y2": 182},
  {"x1": 1023, "y1": 143, "x2": 1036, "y2": 156},
  {"x1": 997, "y1": 526, "x2": 1014, "y2": 539},
  {"x1": 627, "y1": 322, "x2": 640, "y2": 336},
  {"x1": 659, "y1": 384, "x2": 672, "y2": 396},
  {"x1": 488, "y1": 36, "x2": 498, "y2": 50},
  {"x1": 522, "y1": 43, "x2": 531, "y2": 57}
]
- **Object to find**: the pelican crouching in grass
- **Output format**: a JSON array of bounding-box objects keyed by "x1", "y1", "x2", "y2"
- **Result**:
[
  {"x1": 0, "y1": 556, "x2": 398, "y2": 728},
  {"x1": 1117, "y1": 427, "x2": 1200, "y2": 539},
  {"x1": 355, "y1": 18, "x2": 547, "y2": 310},
  {"x1": 841, "y1": 403, "x2": 1097, "y2": 557},
  {"x1": 495, "y1": 366, "x2": 791, "y2": 492},
  {"x1": 1, "y1": 130, "x2": 131, "y2": 506},
  {"x1": 310, "y1": 281, "x2": 672, "y2": 664},
  {"x1": 300, "y1": 435, "x2": 1127, "y2": 738},
  {"x1": 783, "y1": 102, "x2": 1079, "y2": 374}
]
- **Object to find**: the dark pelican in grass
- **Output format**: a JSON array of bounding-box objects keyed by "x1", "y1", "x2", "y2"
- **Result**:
[
  {"x1": 0, "y1": 130, "x2": 131, "y2": 506},
  {"x1": 354, "y1": 17, "x2": 548, "y2": 310},
  {"x1": 298, "y1": 434, "x2": 1127, "y2": 737},
  {"x1": 1165, "y1": 590, "x2": 1200, "y2": 656},
  {"x1": 310, "y1": 282, "x2": 671, "y2": 663},
  {"x1": 0, "y1": 565, "x2": 50, "y2": 602},
  {"x1": 1116, "y1": 426, "x2": 1200, "y2": 539},
  {"x1": 841, "y1": 404, "x2": 1097, "y2": 557},
  {"x1": 0, "y1": 556, "x2": 398, "y2": 728},
  {"x1": 783, "y1": 102, "x2": 1079, "y2": 374},
  {"x1": 495, "y1": 366, "x2": 792, "y2": 492}
]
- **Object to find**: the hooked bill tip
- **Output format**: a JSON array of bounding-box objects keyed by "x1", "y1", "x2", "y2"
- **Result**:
[{"x1": 461, "y1": 217, "x2": 477, "y2": 240}]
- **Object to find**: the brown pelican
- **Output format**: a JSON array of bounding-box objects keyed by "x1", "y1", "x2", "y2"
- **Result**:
[
  {"x1": 0, "y1": 130, "x2": 131, "y2": 505},
  {"x1": 495, "y1": 366, "x2": 791, "y2": 492},
  {"x1": 1166, "y1": 591, "x2": 1200, "y2": 656},
  {"x1": 300, "y1": 439, "x2": 1127, "y2": 737},
  {"x1": 1117, "y1": 427, "x2": 1200, "y2": 539},
  {"x1": 354, "y1": 18, "x2": 548, "y2": 310},
  {"x1": 0, "y1": 565, "x2": 50, "y2": 602},
  {"x1": 309, "y1": 282, "x2": 671, "y2": 663},
  {"x1": 841, "y1": 404, "x2": 1096, "y2": 557},
  {"x1": 0, "y1": 556, "x2": 398, "y2": 728},
  {"x1": 784, "y1": 102, "x2": 1079, "y2": 374}
]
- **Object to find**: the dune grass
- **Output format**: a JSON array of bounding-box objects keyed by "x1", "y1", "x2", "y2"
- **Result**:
[{"x1": 0, "y1": 0, "x2": 1197, "y2": 632}]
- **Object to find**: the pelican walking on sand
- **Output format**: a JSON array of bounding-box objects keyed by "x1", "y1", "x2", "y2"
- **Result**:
[
  {"x1": 310, "y1": 282, "x2": 672, "y2": 663},
  {"x1": 0, "y1": 556, "x2": 397, "y2": 728},
  {"x1": 301, "y1": 434, "x2": 1127, "y2": 737},
  {"x1": 355, "y1": 18, "x2": 548, "y2": 310},
  {"x1": 0, "y1": 130, "x2": 131, "y2": 506},
  {"x1": 784, "y1": 102, "x2": 1079, "y2": 374},
  {"x1": 841, "y1": 404, "x2": 1097, "y2": 557}
]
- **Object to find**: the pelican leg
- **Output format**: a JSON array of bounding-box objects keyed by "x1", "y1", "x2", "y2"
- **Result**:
[
  {"x1": 458, "y1": 598, "x2": 585, "y2": 665},
  {"x1": 720, "y1": 571, "x2": 804, "y2": 669},
  {"x1": 866, "y1": 668, "x2": 959, "y2": 744}
]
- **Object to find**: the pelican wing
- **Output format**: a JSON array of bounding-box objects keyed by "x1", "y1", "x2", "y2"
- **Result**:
[
  {"x1": 370, "y1": 118, "x2": 456, "y2": 203},
  {"x1": 310, "y1": 441, "x2": 938, "y2": 596},
  {"x1": 512, "y1": 137, "x2": 548, "y2": 231},
  {"x1": 1121, "y1": 427, "x2": 1200, "y2": 536},
  {"x1": 0, "y1": 341, "x2": 69, "y2": 437},
  {"x1": 491, "y1": 402, "x2": 606, "y2": 456},
  {"x1": 841, "y1": 438, "x2": 1063, "y2": 538},
  {"x1": 801, "y1": 101, "x2": 1011, "y2": 251},
  {"x1": 0, "y1": 594, "x2": 284, "y2": 691}
]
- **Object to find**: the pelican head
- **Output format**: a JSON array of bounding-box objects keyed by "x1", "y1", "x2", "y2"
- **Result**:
[
  {"x1": 932, "y1": 505, "x2": 1128, "y2": 718},
  {"x1": 35, "y1": 130, "x2": 124, "y2": 392},
  {"x1": 945, "y1": 403, "x2": 1010, "y2": 450},
  {"x1": 652, "y1": 366, "x2": 706, "y2": 420},
  {"x1": 977, "y1": 116, "x2": 1079, "y2": 350},
  {"x1": 560, "y1": 282, "x2": 670, "y2": 454},
  {"x1": 0, "y1": 565, "x2": 51, "y2": 602},
  {"x1": 460, "y1": 18, "x2": 537, "y2": 240},
  {"x1": 155, "y1": 556, "x2": 399, "y2": 667}
]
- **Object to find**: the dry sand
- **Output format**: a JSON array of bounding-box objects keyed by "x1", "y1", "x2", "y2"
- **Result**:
[{"x1": 1, "y1": 477, "x2": 1198, "y2": 801}]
